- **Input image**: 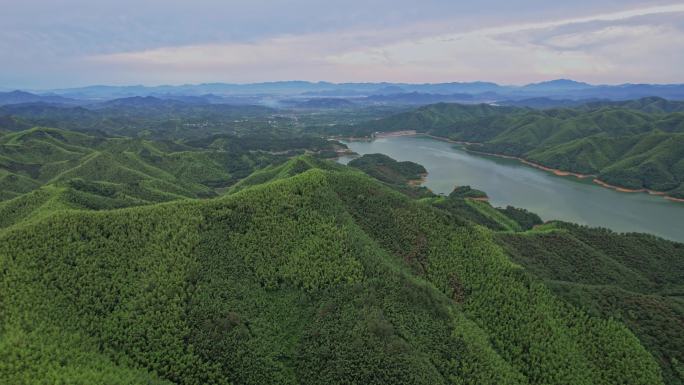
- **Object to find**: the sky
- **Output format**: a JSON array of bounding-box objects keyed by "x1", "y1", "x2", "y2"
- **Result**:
[{"x1": 1, "y1": 0, "x2": 683, "y2": 89}]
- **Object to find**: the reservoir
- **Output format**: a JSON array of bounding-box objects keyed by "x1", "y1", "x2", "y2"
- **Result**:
[{"x1": 339, "y1": 135, "x2": 684, "y2": 242}]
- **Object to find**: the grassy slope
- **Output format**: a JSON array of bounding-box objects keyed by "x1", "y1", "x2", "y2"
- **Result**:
[{"x1": 0, "y1": 157, "x2": 663, "y2": 385}]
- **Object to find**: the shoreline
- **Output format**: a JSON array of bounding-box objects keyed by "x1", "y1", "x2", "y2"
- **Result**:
[
  {"x1": 339, "y1": 131, "x2": 683, "y2": 203},
  {"x1": 465, "y1": 148, "x2": 595, "y2": 179},
  {"x1": 407, "y1": 173, "x2": 428, "y2": 186},
  {"x1": 592, "y1": 178, "x2": 648, "y2": 194},
  {"x1": 467, "y1": 196, "x2": 490, "y2": 202},
  {"x1": 419, "y1": 134, "x2": 482, "y2": 146},
  {"x1": 418, "y1": 133, "x2": 683, "y2": 202},
  {"x1": 591, "y1": 179, "x2": 684, "y2": 202},
  {"x1": 374, "y1": 130, "x2": 417, "y2": 138}
]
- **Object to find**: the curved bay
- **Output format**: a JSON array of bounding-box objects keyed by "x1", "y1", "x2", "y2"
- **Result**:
[{"x1": 340, "y1": 135, "x2": 684, "y2": 242}]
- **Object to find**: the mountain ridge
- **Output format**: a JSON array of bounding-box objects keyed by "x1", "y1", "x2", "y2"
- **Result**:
[{"x1": 4, "y1": 79, "x2": 681, "y2": 101}]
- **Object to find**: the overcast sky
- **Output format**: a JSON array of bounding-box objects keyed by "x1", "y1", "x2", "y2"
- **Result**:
[{"x1": 1, "y1": 0, "x2": 683, "y2": 88}]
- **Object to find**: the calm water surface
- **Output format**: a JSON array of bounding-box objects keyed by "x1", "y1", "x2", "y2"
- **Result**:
[{"x1": 339, "y1": 135, "x2": 684, "y2": 242}]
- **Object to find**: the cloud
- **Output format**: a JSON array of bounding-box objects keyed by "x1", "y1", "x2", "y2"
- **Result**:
[
  {"x1": 82, "y1": 3, "x2": 684, "y2": 85},
  {"x1": 2, "y1": 0, "x2": 683, "y2": 87},
  {"x1": 85, "y1": 31, "x2": 400, "y2": 83},
  {"x1": 328, "y1": 3, "x2": 684, "y2": 84}
]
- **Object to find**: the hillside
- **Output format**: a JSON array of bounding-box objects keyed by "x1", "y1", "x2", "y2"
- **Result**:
[
  {"x1": 0, "y1": 156, "x2": 667, "y2": 385},
  {"x1": 325, "y1": 102, "x2": 518, "y2": 138},
  {"x1": 0, "y1": 101, "x2": 279, "y2": 139},
  {"x1": 0, "y1": 127, "x2": 245, "y2": 201},
  {"x1": 348, "y1": 153, "x2": 426, "y2": 184},
  {"x1": 0, "y1": 127, "x2": 344, "y2": 231},
  {"x1": 422, "y1": 181, "x2": 684, "y2": 383},
  {"x1": 344, "y1": 153, "x2": 431, "y2": 198},
  {"x1": 578, "y1": 97, "x2": 684, "y2": 114},
  {"x1": 285, "y1": 98, "x2": 356, "y2": 109},
  {"x1": 0, "y1": 90, "x2": 78, "y2": 106},
  {"x1": 420, "y1": 187, "x2": 683, "y2": 384},
  {"x1": 496, "y1": 223, "x2": 684, "y2": 385},
  {"x1": 329, "y1": 99, "x2": 684, "y2": 197}
]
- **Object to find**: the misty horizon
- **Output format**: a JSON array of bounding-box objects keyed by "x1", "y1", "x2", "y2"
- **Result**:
[
  {"x1": 4, "y1": 78, "x2": 684, "y2": 94},
  {"x1": 2, "y1": 1, "x2": 684, "y2": 89}
]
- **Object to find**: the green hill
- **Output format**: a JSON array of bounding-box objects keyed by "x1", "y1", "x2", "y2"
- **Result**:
[
  {"x1": 325, "y1": 102, "x2": 518, "y2": 138},
  {"x1": 0, "y1": 101, "x2": 277, "y2": 139},
  {"x1": 0, "y1": 127, "x2": 344, "y2": 212},
  {"x1": 578, "y1": 97, "x2": 684, "y2": 114},
  {"x1": 420, "y1": 188, "x2": 683, "y2": 384},
  {"x1": 348, "y1": 153, "x2": 426, "y2": 183},
  {"x1": 1, "y1": 112, "x2": 682, "y2": 384},
  {"x1": 0, "y1": 156, "x2": 667, "y2": 385},
  {"x1": 496, "y1": 223, "x2": 684, "y2": 385}
]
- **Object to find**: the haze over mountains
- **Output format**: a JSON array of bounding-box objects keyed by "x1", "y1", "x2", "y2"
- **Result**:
[{"x1": 3, "y1": 79, "x2": 684, "y2": 108}]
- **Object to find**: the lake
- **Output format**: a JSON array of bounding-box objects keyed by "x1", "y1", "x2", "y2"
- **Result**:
[{"x1": 339, "y1": 135, "x2": 684, "y2": 242}]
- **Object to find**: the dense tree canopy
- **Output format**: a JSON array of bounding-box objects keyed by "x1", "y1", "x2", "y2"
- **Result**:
[
  {"x1": 1, "y1": 97, "x2": 682, "y2": 384},
  {"x1": 0, "y1": 154, "x2": 672, "y2": 384}
]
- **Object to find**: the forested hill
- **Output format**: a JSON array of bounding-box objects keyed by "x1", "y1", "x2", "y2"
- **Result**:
[
  {"x1": 0, "y1": 100, "x2": 278, "y2": 139},
  {"x1": 0, "y1": 153, "x2": 674, "y2": 385},
  {"x1": 0, "y1": 126, "x2": 344, "y2": 230},
  {"x1": 496, "y1": 222, "x2": 684, "y2": 384},
  {"x1": 324, "y1": 98, "x2": 684, "y2": 198},
  {"x1": 428, "y1": 186, "x2": 684, "y2": 384},
  {"x1": 348, "y1": 153, "x2": 427, "y2": 184},
  {"x1": 576, "y1": 97, "x2": 684, "y2": 113}
]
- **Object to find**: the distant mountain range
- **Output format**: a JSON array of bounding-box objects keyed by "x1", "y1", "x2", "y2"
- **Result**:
[
  {"x1": 0, "y1": 90, "x2": 81, "y2": 106},
  {"x1": 2, "y1": 79, "x2": 684, "y2": 107}
]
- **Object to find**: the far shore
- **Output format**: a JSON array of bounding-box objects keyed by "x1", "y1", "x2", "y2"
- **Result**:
[
  {"x1": 407, "y1": 173, "x2": 428, "y2": 186},
  {"x1": 375, "y1": 130, "x2": 417, "y2": 138},
  {"x1": 337, "y1": 131, "x2": 683, "y2": 203},
  {"x1": 465, "y1": 149, "x2": 595, "y2": 179}
]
